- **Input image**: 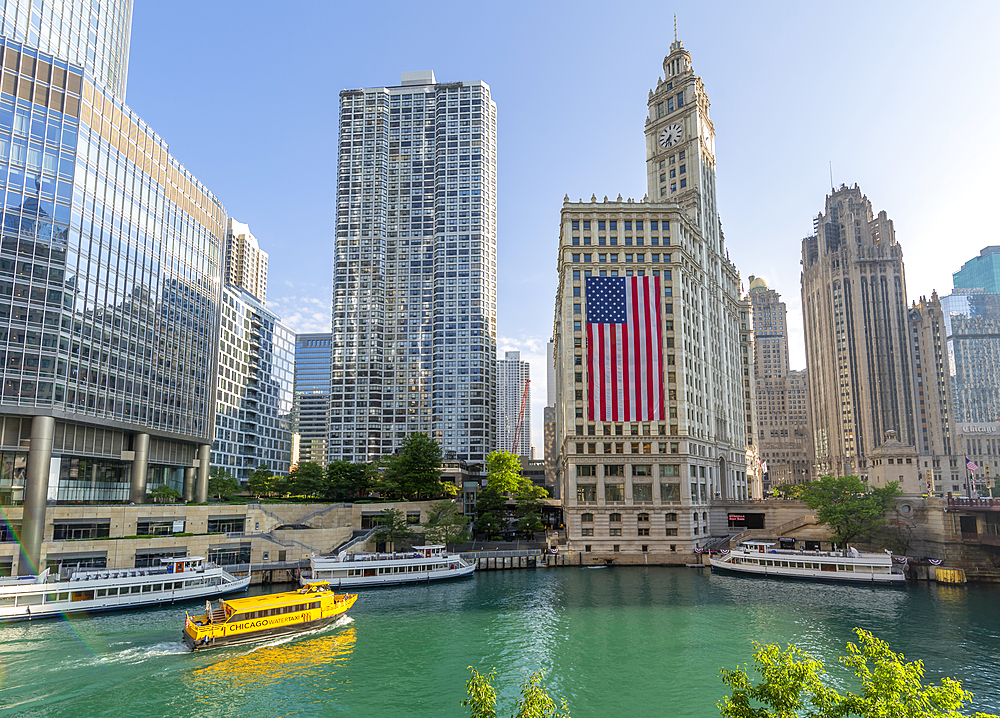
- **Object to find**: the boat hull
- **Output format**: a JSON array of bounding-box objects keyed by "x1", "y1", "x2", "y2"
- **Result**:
[
  {"x1": 303, "y1": 561, "x2": 476, "y2": 588},
  {"x1": 709, "y1": 559, "x2": 906, "y2": 585},
  {"x1": 183, "y1": 612, "x2": 343, "y2": 651},
  {"x1": 0, "y1": 574, "x2": 251, "y2": 622}
]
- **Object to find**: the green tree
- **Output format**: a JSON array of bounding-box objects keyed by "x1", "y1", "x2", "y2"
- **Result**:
[
  {"x1": 149, "y1": 484, "x2": 181, "y2": 503},
  {"x1": 384, "y1": 433, "x2": 444, "y2": 499},
  {"x1": 473, "y1": 484, "x2": 507, "y2": 540},
  {"x1": 462, "y1": 667, "x2": 571, "y2": 718},
  {"x1": 514, "y1": 480, "x2": 549, "y2": 538},
  {"x1": 208, "y1": 468, "x2": 240, "y2": 501},
  {"x1": 372, "y1": 508, "x2": 414, "y2": 550},
  {"x1": 718, "y1": 628, "x2": 997, "y2": 718},
  {"x1": 422, "y1": 500, "x2": 470, "y2": 548},
  {"x1": 485, "y1": 450, "x2": 522, "y2": 493},
  {"x1": 288, "y1": 461, "x2": 326, "y2": 499},
  {"x1": 326, "y1": 460, "x2": 372, "y2": 501},
  {"x1": 248, "y1": 465, "x2": 274, "y2": 498},
  {"x1": 797, "y1": 475, "x2": 902, "y2": 546}
]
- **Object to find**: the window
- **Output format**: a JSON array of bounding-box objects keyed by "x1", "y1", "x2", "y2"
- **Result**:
[
  {"x1": 656, "y1": 103, "x2": 664, "y2": 117},
  {"x1": 574, "y1": 321, "x2": 581, "y2": 331},
  {"x1": 53, "y1": 521, "x2": 111, "y2": 540},
  {"x1": 609, "y1": 528, "x2": 622, "y2": 537},
  {"x1": 573, "y1": 270, "x2": 580, "y2": 280},
  {"x1": 577, "y1": 484, "x2": 597, "y2": 502},
  {"x1": 633, "y1": 483, "x2": 653, "y2": 502},
  {"x1": 661, "y1": 483, "x2": 680, "y2": 501},
  {"x1": 581, "y1": 512, "x2": 594, "y2": 522},
  {"x1": 660, "y1": 464, "x2": 680, "y2": 477},
  {"x1": 609, "y1": 513, "x2": 622, "y2": 522},
  {"x1": 666, "y1": 528, "x2": 678, "y2": 536},
  {"x1": 633, "y1": 464, "x2": 651, "y2": 476},
  {"x1": 577, "y1": 464, "x2": 596, "y2": 476},
  {"x1": 581, "y1": 528, "x2": 594, "y2": 536},
  {"x1": 606, "y1": 464, "x2": 625, "y2": 477},
  {"x1": 605, "y1": 483, "x2": 625, "y2": 502},
  {"x1": 572, "y1": 221, "x2": 579, "y2": 230},
  {"x1": 598, "y1": 221, "x2": 606, "y2": 231},
  {"x1": 664, "y1": 513, "x2": 677, "y2": 522},
  {"x1": 638, "y1": 527, "x2": 650, "y2": 536},
  {"x1": 583, "y1": 221, "x2": 591, "y2": 230},
  {"x1": 572, "y1": 254, "x2": 580, "y2": 263},
  {"x1": 573, "y1": 303, "x2": 581, "y2": 314}
]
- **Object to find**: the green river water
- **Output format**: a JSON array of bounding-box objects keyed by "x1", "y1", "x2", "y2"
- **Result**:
[{"x1": 0, "y1": 566, "x2": 997, "y2": 717}]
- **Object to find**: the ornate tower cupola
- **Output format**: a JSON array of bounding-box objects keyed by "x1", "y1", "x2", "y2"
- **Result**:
[{"x1": 645, "y1": 27, "x2": 719, "y2": 252}]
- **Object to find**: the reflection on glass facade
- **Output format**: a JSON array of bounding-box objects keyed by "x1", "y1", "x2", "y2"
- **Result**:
[
  {"x1": 0, "y1": 35, "x2": 225, "y2": 505},
  {"x1": 942, "y1": 290, "x2": 1000, "y2": 423},
  {"x1": 293, "y1": 332, "x2": 330, "y2": 465},
  {"x1": 331, "y1": 73, "x2": 498, "y2": 464},
  {"x1": 954, "y1": 246, "x2": 1000, "y2": 294},
  {"x1": 0, "y1": 0, "x2": 132, "y2": 101},
  {"x1": 210, "y1": 286, "x2": 293, "y2": 481}
]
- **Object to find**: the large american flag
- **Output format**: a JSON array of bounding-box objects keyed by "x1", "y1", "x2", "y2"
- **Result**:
[{"x1": 585, "y1": 276, "x2": 665, "y2": 421}]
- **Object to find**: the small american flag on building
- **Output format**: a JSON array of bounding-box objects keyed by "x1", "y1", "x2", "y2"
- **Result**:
[
  {"x1": 585, "y1": 276, "x2": 665, "y2": 421},
  {"x1": 967, "y1": 457, "x2": 979, "y2": 472}
]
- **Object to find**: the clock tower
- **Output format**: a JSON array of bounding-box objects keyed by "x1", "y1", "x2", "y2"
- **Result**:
[{"x1": 645, "y1": 37, "x2": 719, "y2": 252}]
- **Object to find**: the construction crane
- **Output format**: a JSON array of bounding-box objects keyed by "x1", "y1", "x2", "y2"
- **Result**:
[{"x1": 511, "y1": 379, "x2": 530, "y2": 456}]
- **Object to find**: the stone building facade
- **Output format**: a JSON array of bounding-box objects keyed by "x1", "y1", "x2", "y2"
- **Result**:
[{"x1": 553, "y1": 38, "x2": 748, "y2": 556}]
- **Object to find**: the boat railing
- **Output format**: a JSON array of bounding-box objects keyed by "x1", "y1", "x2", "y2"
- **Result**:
[{"x1": 735, "y1": 546, "x2": 888, "y2": 560}]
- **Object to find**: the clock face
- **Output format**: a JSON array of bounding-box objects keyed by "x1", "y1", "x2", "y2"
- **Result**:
[{"x1": 658, "y1": 123, "x2": 683, "y2": 148}]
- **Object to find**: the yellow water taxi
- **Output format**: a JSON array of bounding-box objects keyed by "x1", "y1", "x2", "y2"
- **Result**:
[{"x1": 182, "y1": 582, "x2": 357, "y2": 651}]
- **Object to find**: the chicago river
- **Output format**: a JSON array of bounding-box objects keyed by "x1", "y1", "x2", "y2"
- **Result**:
[{"x1": 1, "y1": 568, "x2": 997, "y2": 717}]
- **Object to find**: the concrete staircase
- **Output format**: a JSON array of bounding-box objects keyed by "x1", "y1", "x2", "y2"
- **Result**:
[{"x1": 728, "y1": 514, "x2": 817, "y2": 547}]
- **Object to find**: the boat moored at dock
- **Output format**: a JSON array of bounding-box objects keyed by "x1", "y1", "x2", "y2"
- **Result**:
[
  {"x1": 301, "y1": 544, "x2": 475, "y2": 588},
  {"x1": 183, "y1": 582, "x2": 357, "y2": 650},
  {"x1": 709, "y1": 541, "x2": 906, "y2": 585},
  {"x1": 0, "y1": 556, "x2": 251, "y2": 621}
]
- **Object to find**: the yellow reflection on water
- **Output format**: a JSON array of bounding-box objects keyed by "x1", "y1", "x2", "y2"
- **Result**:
[{"x1": 191, "y1": 624, "x2": 356, "y2": 690}]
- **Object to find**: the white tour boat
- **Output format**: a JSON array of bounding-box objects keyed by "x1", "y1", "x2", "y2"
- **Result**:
[
  {"x1": 0, "y1": 556, "x2": 251, "y2": 621},
  {"x1": 301, "y1": 544, "x2": 476, "y2": 588},
  {"x1": 709, "y1": 541, "x2": 907, "y2": 585}
]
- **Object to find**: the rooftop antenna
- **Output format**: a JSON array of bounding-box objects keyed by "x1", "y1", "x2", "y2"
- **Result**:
[
  {"x1": 829, "y1": 161, "x2": 834, "y2": 192},
  {"x1": 674, "y1": 14, "x2": 678, "y2": 42}
]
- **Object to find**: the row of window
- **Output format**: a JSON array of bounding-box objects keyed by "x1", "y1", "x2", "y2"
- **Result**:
[
  {"x1": 571, "y1": 237, "x2": 668, "y2": 247},
  {"x1": 571, "y1": 220, "x2": 669, "y2": 232},
  {"x1": 571, "y1": 253, "x2": 672, "y2": 263}
]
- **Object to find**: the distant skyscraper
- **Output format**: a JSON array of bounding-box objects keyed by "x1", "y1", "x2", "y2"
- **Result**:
[
  {"x1": 330, "y1": 71, "x2": 498, "y2": 463},
  {"x1": 225, "y1": 218, "x2": 268, "y2": 303},
  {"x1": 0, "y1": 1, "x2": 227, "y2": 575},
  {"x1": 498, "y1": 350, "x2": 530, "y2": 456},
  {"x1": 801, "y1": 185, "x2": 915, "y2": 477},
  {"x1": 747, "y1": 276, "x2": 811, "y2": 487},
  {"x1": 954, "y1": 246, "x2": 1000, "y2": 293},
  {"x1": 942, "y1": 290, "x2": 1000, "y2": 425},
  {"x1": 553, "y1": 38, "x2": 748, "y2": 555},
  {"x1": 294, "y1": 332, "x2": 332, "y2": 465},
  {"x1": 908, "y1": 292, "x2": 960, "y2": 492},
  {"x1": 211, "y1": 288, "x2": 294, "y2": 481}
]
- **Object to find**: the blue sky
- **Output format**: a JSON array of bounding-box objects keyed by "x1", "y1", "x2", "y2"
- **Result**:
[{"x1": 127, "y1": 1, "x2": 1000, "y2": 456}]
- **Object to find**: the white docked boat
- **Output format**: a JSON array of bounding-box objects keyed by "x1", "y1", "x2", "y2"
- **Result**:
[
  {"x1": 0, "y1": 556, "x2": 251, "y2": 621},
  {"x1": 301, "y1": 544, "x2": 476, "y2": 588},
  {"x1": 709, "y1": 541, "x2": 907, "y2": 585}
]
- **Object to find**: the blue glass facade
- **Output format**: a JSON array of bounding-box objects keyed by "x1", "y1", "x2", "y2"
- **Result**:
[
  {"x1": 294, "y1": 332, "x2": 330, "y2": 465},
  {"x1": 953, "y1": 246, "x2": 1000, "y2": 294},
  {"x1": 0, "y1": 36, "x2": 225, "y2": 508}
]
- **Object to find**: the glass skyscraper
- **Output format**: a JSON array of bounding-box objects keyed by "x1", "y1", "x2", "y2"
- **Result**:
[
  {"x1": 0, "y1": 0, "x2": 226, "y2": 575},
  {"x1": 293, "y1": 332, "x2": 331, "y2": 466},
  {"x1": 331, "y1": 71, "x2": 497, "y2": 463},
  {"x1": 954, "y1": 246, "x2": 1000, "y2": 294}
]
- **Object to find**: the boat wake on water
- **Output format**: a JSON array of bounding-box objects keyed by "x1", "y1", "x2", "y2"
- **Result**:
[{"x1": 54, "y1": 640, "x2": 190, "y2": 670}]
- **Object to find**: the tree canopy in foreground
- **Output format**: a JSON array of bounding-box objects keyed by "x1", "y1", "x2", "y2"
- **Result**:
[{"x1": 718, "y1": 628, "x2": 997, "y2": 718}]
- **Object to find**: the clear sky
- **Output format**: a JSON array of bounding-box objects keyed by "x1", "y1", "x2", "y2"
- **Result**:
[{"x1": 127, "y1": 1, "x2": 1000, "y2": 458}]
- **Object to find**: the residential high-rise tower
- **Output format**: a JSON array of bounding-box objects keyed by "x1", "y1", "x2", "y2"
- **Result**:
[
  {"x1": 497, "y1": 350, "x2": 530, "y2": 457},
  {"x1": 225, "y1": 218, "x2": 268, "y2": 304},
  {"x1": 330, "y1": 71, "x2": 498, "y2": 463}
]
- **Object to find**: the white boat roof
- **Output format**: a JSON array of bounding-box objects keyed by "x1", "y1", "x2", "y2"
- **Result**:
[
  {"x1": 158, "y1": 556, "x2": 204, "y2": 564},
  {"x1": 411, "y1": 545, "x2": 445, "y2": 550},
  {"x1": 740, "y1": 541, "x2": 775, "y2": 547}
]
